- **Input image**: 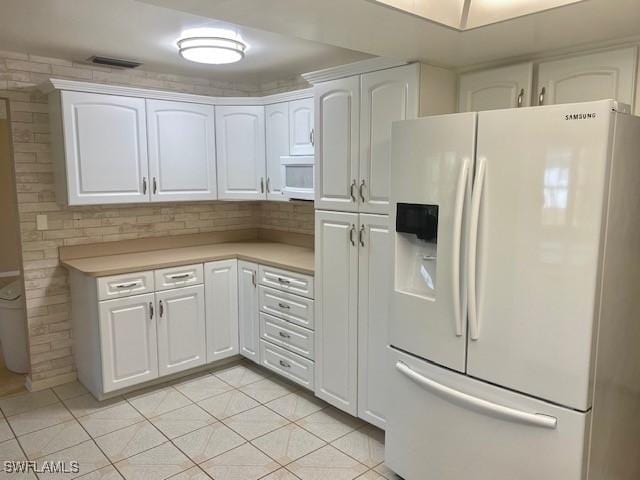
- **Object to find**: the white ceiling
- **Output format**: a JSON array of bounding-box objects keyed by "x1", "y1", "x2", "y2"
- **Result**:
[
  {"x1": 140, "y1": 0, "x2": 640, "y2": 69},
  {"x1": 0, "y1": 0, "x2": 370, "y2": 84}
]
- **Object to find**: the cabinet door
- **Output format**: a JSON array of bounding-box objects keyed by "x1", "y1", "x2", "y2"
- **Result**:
[
  {"x1": 215, "y1": 105, "x2": 266, "y2": 200},
  {"x1": 360, "y1": 65, "x2": 419, "y2": 214},
  {"x1": 357, "y1": 214, "x2": 391, "y2": 429},
  {"x1": 315, "y1": 210, "x2": 359, "y2": 414},
  {"x1": 60, "y1": 91, "x2": 149, "y2": 205},
  {"x1": 99, "y1": 293, "x2": 157, "y2": 392},
  {"x1": 147, "y1": 100, "x2": 217, "y2": 202},
  {"x1": 205, "y1": 260, "x2": 239, "y2": 362},
  {"x1": 265, "y1": 102, "x2": 289, "y2": 201},
  {"x1": 289, "y1": 97, "x2": 314, "y2": 156},
  {"x1": 536, "y1": 47, "x2": 637, "y2": 107},
  {"x1": 315, "y1": 77, "x2": 360, "y2": 212},
  {"x1": 458, "y1": 63, "x2": 533, "y2": 112},
  {"x1": 156, "y1": 285, "x2": 206, "y2": 376},
  {"x1": 238, "y1": 260, "x2": 260, "y2": 361}
]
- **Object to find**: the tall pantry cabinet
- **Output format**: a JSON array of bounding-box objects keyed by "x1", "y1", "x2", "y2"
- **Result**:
[{"x1": 312, "y1": 62, "x2": 456, "y2": 428}]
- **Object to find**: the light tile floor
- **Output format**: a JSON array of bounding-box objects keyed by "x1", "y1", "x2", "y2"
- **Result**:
[{"x1": 0, "y1": 361, "x2": 400, "y2": 480}]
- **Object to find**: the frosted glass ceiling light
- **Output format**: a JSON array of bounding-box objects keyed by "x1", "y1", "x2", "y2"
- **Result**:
[
  {"x1": 372, "y1": 0, "x2": 586, "y2": 30},
  {"x1": 178, "y1": 36, "x2": 246, "y2": 64}
]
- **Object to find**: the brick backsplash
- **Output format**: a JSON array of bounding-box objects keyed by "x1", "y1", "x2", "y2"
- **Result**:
[{"x1": 0, "y1": 49, "x2": 314, "y2": 389}]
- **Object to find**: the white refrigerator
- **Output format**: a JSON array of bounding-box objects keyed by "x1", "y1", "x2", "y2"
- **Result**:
[{"x1": 386, "y1": 100, "x2": 640, "y2": 480}]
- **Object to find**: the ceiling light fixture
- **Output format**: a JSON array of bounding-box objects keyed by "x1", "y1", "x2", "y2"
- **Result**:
[
  {"x1": 372, "y1": 0, "x2": 586, "y2": 30},
  {"x1": 177, "y1": 35, "x2": 246, "y2": 65}
]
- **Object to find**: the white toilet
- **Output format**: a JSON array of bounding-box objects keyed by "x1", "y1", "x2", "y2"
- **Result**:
[{"x1": 0, "y1": 278, "x2": 29, "y2": 374}]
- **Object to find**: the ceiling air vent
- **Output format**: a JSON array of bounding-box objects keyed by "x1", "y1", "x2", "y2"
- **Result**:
[{"x1": 87, "y1": 56, "x2": 142, "y2": 69}]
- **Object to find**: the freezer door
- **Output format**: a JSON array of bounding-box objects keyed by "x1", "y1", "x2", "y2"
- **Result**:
[
  {"x1": 389, "y1": 113, "x2": 476, "y2": 372},
  {"x1": 467, "y1": 100, "x2": 615, "y2": 411},
  {"x1": 385, "y1": 347, "x2": 589, "y2": 480}
]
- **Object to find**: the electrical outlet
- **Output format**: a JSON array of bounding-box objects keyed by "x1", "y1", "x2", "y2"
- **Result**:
[{"x1": 36, "y1": 214, "x2": 48, "y2": 231}]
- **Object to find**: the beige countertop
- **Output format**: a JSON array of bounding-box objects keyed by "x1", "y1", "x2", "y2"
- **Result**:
[{"x1": 61, "y1": 241, "x2": 314, "y2": 277}]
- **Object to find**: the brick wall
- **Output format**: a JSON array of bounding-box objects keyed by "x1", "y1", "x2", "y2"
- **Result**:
[{"x1": 0, "y1": 49, "x2": 314, "y2": 389}]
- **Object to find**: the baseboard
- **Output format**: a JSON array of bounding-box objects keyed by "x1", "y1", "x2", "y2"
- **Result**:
[
  {"x1": 0, "y1": 270, "x2": 20, "y2": 278},
  {"x1": 26, "y1": 371, "x2": 77, "y2": 392}
]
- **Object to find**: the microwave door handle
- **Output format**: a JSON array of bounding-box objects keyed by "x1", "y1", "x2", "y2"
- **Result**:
[
  {"x1": 451, "y1": 158, "x2": 469, "y2": 337},
  {"x1": 468, "y1": 156, "x2": 486, "y2": 341},
  {"x1": 395, "y1": 361, "x2": 558, "y2": 429}
]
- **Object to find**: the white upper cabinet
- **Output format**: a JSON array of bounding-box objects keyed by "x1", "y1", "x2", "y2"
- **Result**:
[
  {"x1": 289, "y1": 97, "x2": 315, "y2": 156},
  {"x1": 458, "y1": 63, "x2": 533, "y2": 112},
  {"x1": 146, "y1": 100, "x2": 217, "y2": 202},
  {"x1": 314, "y1": 210, "x2": 359, "y2": 415},
  {"x1": 265, "y1": 102, "x2": 289, "y2": 201},
  {"x1": 216, "y1": 105, "x2": 266, "y2": 200},
  {"x1": 99, "y1": 293, "x2": 158, "y2": 393},
  {"x1": 536, "y1": 47, "x2": 637, "y2": 107},
  {"x1": 56, "y1": 91, "x2": 149, "y2": 205},
  {"x1": 238, "y1": 260, "x2": 260, "y2": 361},
  {"x1": 360, "y1": 65, "x2": 419, "y2": 215},
  {"x1": 315, "y1": 76, "x2": 360, "y2": 212},
  {"x1": 205, "y1": 260, "x2": 239, "y2": 362},
  {"x1": 156, "y1": 285, "x2": 206, "y2": 376}
]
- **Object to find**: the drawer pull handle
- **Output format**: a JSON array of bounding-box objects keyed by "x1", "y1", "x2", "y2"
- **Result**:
[
  {"x1": 169, "y1": 273, "x2": 191, "y2": 280},
  {"x1": 278, "y1": 302, "x2": 291, "y2": 310},
  {"x1": 278, "y1": 331, "x2": 291, "y2": 339},
  {"x1": 159, "y1": 300, "x2": 164, "y2": 318},
  {"x1": 277, "y1": 277, "x2": 291, "y2": 285},
  {"x1": 115, "y1": 282, "x2": 139, "y2": 289},
  {"x1": 279, "y1": 360, "x2": 291, "y2": 368}
]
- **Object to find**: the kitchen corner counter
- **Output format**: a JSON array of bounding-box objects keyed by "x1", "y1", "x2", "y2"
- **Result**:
[{"x1": 61, "y1": 241, "x2": 314, "y2": 277}]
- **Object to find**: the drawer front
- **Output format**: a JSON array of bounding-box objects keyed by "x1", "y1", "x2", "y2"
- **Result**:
[
  {"x1": 154, "y1": 264, "x2": 203, "y2": 291},
  {"x1": 260, "y1": 312, "x2": 314, "y2": 360},
  {"x1": 259, "y1": 286, "x2": 314, "y2": 330},
  {"x1": 259, "y1": 265, "x2": 314, "y2": 299},
  {"x1": 259, "y1": 340, "x2": 314, "y2": 390},
  {"x1": 97, "y1": 271, "x2": 154, "y2": 301}
]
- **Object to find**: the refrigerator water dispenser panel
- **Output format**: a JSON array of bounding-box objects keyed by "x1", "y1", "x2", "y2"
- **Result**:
[
  {"x1": 396, "y1": 203, "x2": 438, "y2": 241},
  {"x1": 395, "y1": 203, "x2": 439, "y2": 297}
]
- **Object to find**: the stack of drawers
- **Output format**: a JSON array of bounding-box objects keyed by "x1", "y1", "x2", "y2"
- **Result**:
[{"x1": 257, "y1": 265, "x2": 315, "y2": 390}]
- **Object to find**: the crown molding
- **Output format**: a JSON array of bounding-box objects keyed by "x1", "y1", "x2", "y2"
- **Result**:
[
  {"x1": 40, "y1": 78, "x2": 312, "y2": 105},
  {"x1": 301, "y1": 57, "x2": 408, "y2": 84}
]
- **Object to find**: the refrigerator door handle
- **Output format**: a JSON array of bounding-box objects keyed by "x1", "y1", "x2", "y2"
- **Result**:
[
  {"x1": 451, "y1": 158, "x2": 469, "y2": 337},
  {"x1": 468, "y1": 156, "x2": 486, "y2": 341},
  {"x1": 396, "y1": 361, "x2": 558, "y2": 429}
]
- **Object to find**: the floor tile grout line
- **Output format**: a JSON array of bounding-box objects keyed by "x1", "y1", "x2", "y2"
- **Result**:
[{"x1": 37, "y1": 387, "x2": 111, "y2": 480}]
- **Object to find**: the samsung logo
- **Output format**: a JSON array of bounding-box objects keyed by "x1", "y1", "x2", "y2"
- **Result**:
[{"x1": 565, "y1": 113, "x2": 597, "y2": 120}]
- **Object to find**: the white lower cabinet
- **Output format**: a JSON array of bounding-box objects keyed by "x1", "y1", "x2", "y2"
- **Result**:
[
  {"x1": 156, "y1": 285, "x2": 206, "y2": 376},
  {"x1": 99, "y1": 293, "x2": 158, "y2": 393},
  {"x1": 315, "y1": 210, "x2": 391, "y2": 425},
  {"x1": 357, "y1": 214, "x2": 391, "y2": 429},
  {"x1": 314, "y1": 210, "x2": 359, "y2": 415},
  {"x1": 205, "y1": 260, "x2": 239, "y2": 362},
  {"x1": 74, "y1": 257, "x2": 314, "y2": 399},
  {"x1": 238, "y1": 260, "x2": 260, "y2": 360}
]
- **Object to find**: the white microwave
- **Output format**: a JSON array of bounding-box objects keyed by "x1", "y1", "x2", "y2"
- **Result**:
[{"x1": 280, "y1": 155, "x2": 314, "y2": 201}]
